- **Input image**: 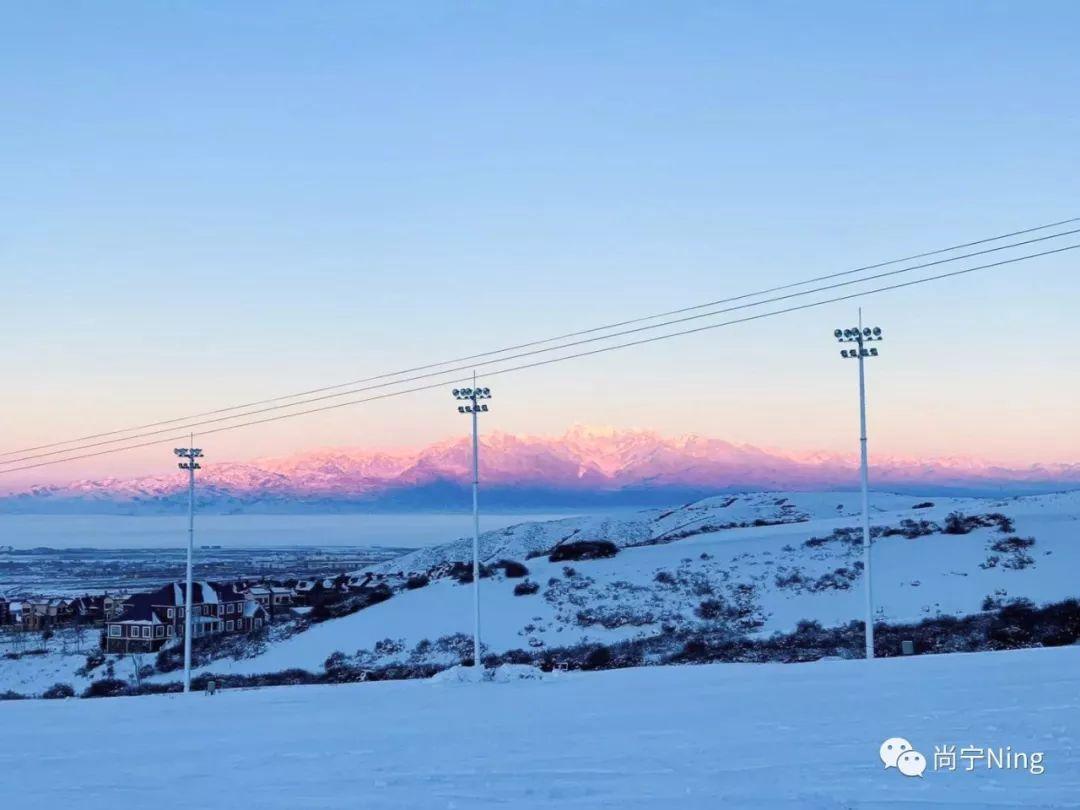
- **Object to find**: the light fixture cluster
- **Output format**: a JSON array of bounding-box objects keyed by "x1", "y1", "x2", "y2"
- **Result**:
[
  {"x1": 452, "y1": 386, "x2": 493, "y2": 414},
  {"x1": 833, "y1": 326, "x2": 883, "y2": 359},
  {"x1": 174, "y1": 447, "x2": 203, "y2": 470}
]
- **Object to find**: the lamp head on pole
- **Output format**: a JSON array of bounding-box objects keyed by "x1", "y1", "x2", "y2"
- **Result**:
[
  {"x1": 451, "y1": 384, "x2": 494, "y2": 411},
  {"x1": 174, "y1": 447, "x2": 203, "y2": 470}
]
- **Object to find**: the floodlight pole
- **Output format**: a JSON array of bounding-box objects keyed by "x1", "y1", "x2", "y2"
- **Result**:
[
  {"x1": 452, "y1": 376, "x2": 492, "y2": 669},
  {"x1": 855, "y1": 313, "x2": 873, "y2": 661},
  {"x1": 470, "y1": 387, "x2": 482, "y2": 668},
  {"x1": 833, "y1": 312, "x2": 883, "y2": 661},
  {"x1": 174, "y1": 440, "x2": 203, "y2": 692}
]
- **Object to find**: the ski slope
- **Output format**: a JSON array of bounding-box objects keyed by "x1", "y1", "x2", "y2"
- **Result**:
[
  {"x1": 180, "y1": 490, "x2": 1080, "y2": 679},
  {"x1": 5, "y1": 490, "x2": 1078, "y2": 695},
  {"x1": 2, "y1": 645, "x2": 1077, "y2": 809}
]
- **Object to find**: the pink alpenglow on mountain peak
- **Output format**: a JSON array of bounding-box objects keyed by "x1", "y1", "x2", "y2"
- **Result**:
[{"x1": 6, "y1": 426, "x2": 1079, "y2": 512}]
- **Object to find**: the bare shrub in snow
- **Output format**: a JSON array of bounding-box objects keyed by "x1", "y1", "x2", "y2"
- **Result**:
[
  {"x1": 41, "y1": 683, "x2": 75, "y2": 700},
  {"x1": 549, "y1": 540, "x2": 619, "y2": 563}
]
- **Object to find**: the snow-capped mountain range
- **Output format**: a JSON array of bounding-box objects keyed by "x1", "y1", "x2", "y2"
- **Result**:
[{"x1": 4, "y1": 425, "x2": 1078, "y2": 513}]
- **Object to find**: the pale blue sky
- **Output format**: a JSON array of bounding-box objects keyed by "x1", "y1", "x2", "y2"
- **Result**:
[{"x1": 2, "y1": 2, "x2": 1078, "y2": 484}]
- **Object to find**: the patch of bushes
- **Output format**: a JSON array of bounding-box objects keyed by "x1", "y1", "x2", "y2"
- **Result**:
[
  {"x1": 549, "y1": 540, "x2": 619, "y2": 563},
  {"x1": 654, "y1": 570, "x2": 677, "y2": 585},
  {"x1": 513, "y1": 580, "x2": 540, "y2": 596},
  {"x1": 311, "y1": 584, "x2": 393, "y2": 622},
  {"x1": 583, "y1": 646, "x2": 612, "y2": 670},
  {"x1": 576, "y1": 605, "x2": 656, "y2": 629},
  {"x1": 944, "y1": 512, "x2": 1015, "y2": 535},
  {"x1": 912, "y1": 501, "x2": 935, "y2": 509},
  {"x1": 0, "y1": 690, "x2": 28, "y2": 701},
  {"x1": 405, "y1": 575, "x2": 430, "y2": 590},
  {"x1": 76, "y1": 652, "x2": 106, "y2": 677},
  {"x1": 1002, "y1": 553, "x2": 1035, "y2": 571},
  {"x1": 804, "y1": 527, "x2": 864, "y2": 548},
  {"x1": 490, "y1": 559, "x2": 529, "y2": 578},
  {"x1": 990, "y1": 536, "x2": 1035, "y2": 553},
  {"x1": 446, "y1": 561, "x2": 493, "y2": 584},
  {"x1": 41, "y1": 683, "x2": 75, "y2": 700},
  {"x1": 880, "y1": 519, "x2": 939, "y2": 538},
  {"x1": 695, "y1": 598, "x2": 726, "y2": 621},
  {"x1": 155, "y1": 624, "x2": 271, "y2": 672},
  {"x1": 81, "y1": 678, "x2": 129, "y2": 699}
]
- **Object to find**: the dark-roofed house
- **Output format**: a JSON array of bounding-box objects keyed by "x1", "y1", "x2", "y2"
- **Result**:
[
  {"x1": 68, "y1": 594, "x2": 110, "y2": 625},
  {"x1": 243, "y1": 585, "x2": 294, "y2": 620},
  {"x1": 104, "y1": 581, "x2": 261, "y2": 654}
]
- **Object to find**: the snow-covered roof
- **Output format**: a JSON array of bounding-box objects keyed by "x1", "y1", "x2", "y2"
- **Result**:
[{"x1": 115, "y1": 615, "x2": 162, "y2": 627}]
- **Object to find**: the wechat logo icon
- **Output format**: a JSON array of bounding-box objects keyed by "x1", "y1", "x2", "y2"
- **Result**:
[{"x1": 880, "y1": 737, "x2": 927, "y2": 778}]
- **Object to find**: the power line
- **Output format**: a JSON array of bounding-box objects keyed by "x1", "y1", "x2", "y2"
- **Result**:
[
  {"x1": 3, "y1": 241, "x2": 1075, "y2": 475},
  {"x1": 4, "y1": 215, "x2": 1076, "y2": 459},
  {"x1": 3, "y1": 226, "x2": 1078, "y2": 468}
]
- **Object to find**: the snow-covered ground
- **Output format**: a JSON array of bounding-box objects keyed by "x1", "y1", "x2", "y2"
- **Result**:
[
  {"x1": 2, "y1": 646, "x2": 1078, "y2": 809},
  {"x1": 179, "y1": 490, "x2": 1080, "y2": 679}
]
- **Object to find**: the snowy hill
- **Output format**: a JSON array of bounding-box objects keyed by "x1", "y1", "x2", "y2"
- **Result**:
[
  {"x1": 5, "y1": 426, "x2": 1078, "y2": 512},
  {"x1": 169, "y1": 489, "x2": 1080, "y2": 681},
  {"x1": 3, "y1": 645, "x2": 1078, "y2": 809},
  {"x1": 4, "y1": 489, "x2": 1077, "y2": 697}
]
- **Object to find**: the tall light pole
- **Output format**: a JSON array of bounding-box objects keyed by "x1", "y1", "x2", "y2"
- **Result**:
[
  {"x1": 174, "y1": 441, "x2": 202, "y2": 692},
  {"x1": 452, "y1": 379, "x2": 492, "y2": 668},
  {"x1": 833, "y1": 313, "x2": 882, "y2": 660}
]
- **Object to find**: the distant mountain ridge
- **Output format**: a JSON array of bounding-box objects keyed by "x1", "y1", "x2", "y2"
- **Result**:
[{"x1": 4, "y1": 425, "x2": 1078, "y2": 513}]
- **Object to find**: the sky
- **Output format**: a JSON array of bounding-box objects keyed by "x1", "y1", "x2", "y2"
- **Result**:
[{"x1": 2, "y1": 1, "x2": 1078, "y2": 488}]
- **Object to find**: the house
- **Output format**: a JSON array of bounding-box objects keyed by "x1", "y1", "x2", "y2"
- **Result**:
[
  {"x1": 294, "y1": 578, "x2": 348, "y2": 607},
  {"x1": 240, "y1": 600, "x2": 270, "y2": 631},
  {"x1": 243, "y1": 585, "x2": 294, "y2": 620},
  {"x1": 0, "y1": 596, "x2": 9, "y2": 625},
  {"x1": 21, "y1": 598, "x2": 73, "y2": 630},
  {"x1": 104, "y1": 581, "x2": 264, "y2": 654},
  {"x1": 102, "y1": 593, "x2": 128, "y2": 620},
  {"x1": 7, "y1": 599, "x2": 26, "y2": 627},
  {"x1": 292, "y1": 580, "x2": 318, "y2": 605},
  {"x1": 68, "y1": 594, "x2": 109, "y2": 625}
]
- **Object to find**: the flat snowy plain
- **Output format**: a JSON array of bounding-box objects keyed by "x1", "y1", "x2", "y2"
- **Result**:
[{"x1": 3, "y1": 645, "x2": 1077, "y2": 809}]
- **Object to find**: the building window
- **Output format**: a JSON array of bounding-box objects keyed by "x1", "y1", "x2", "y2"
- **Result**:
[
  {"x1": 167, "y1": 626, "x2": 174, "y2": 637},
  {"x1": 226, "y1": 620, "x2": 234, "y2": 631},
  {"x1": 254, "y1": 619, "x2": 262, "y2": 629},
  {"x1": 155, "y1": 626, "x2": 164, "y2": 638},
  {"x1": 109, "y1": 626, "x2": 120, "y2": 638},
  {"x1": 167, "y1": 608, "x2": 174, "y2": 618},
  {"x1": 142, "y1": 627, "x2": 151, "y2": 639}
]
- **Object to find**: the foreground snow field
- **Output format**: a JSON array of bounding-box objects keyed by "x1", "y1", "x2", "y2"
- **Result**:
[{"x1": 3, "y1": 646, "x2": 1078, "y2": 809}]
